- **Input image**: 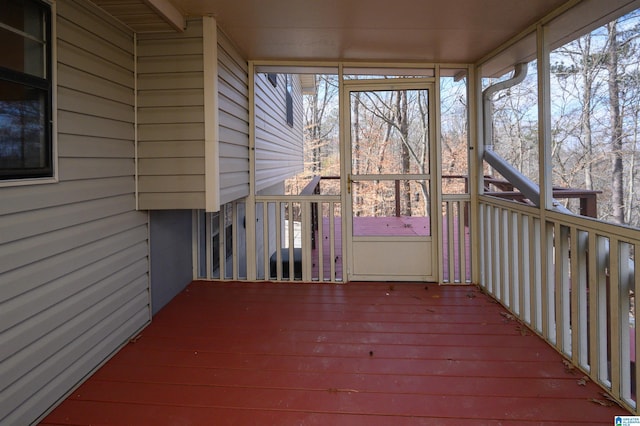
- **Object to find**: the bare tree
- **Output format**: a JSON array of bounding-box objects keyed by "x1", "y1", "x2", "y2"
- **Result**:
[{"x1": 607, "y1": 20, "x2": 625, "y2": 224}]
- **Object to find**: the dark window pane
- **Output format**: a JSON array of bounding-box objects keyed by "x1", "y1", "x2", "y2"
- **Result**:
[
  {"x1": 0, "y1": 28, "x2": 45, "y2": 77},
  {"x1": 0, "y1": 0, "x2": 44, "y2": 39},
  {"x1": 0, "y1": 79, "x2": 50, "y2": 177},
  {"x1": 0, "y1": 0, "x2": 46, "y2": 78},
  {"x1": 285, "y1": 75, "x2": 293, "y2": 127}
]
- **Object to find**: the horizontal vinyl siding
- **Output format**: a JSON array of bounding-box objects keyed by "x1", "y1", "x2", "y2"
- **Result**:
[
  {"x1": 217, "y1": 29, "x2": 250, "y2": 204},
  {"x1": 254, "y1": 73, "x2": 304, "y2": 192},
  {"x1": 137, "y1": 19, "x2": 206, "y2": 210},
  {"x1": 0, "y1": 1, "x2": 150, "y2": 425}
]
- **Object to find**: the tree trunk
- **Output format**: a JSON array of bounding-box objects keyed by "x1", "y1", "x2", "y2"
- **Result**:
[
  {"x1": 353, "y1": 92, "x2": 361, "y2": 215},
  {"x1": 396, "y1": 90, "x2": 412, "y2": 216},
  {"x1": 580, "y1": 36, "x2": 594, "y2": 191},
  {"x1": 607, "y1": 20, "x2": 625, "y2": 225}
]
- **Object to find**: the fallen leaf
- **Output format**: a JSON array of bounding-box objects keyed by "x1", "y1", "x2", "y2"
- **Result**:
[
  {"x1": 466, "y1": 292, "x2": 476, "y2": 299},
  {"x1": 577, "y1": 376, "x2": 589, "y2": 386},
  {"x1": 589, "y1": 398, "x2": 614, "y2": 407},
  {"x1": 563, "y1": 360, "x2": 576, "y2": 374},
  {"x1": 515, "y1": 325, "x2": 529, "y2": 336},
  {"x1": 389, "y1": 285, "x2": 395, "y2": 291},
  {"x1": 500, "y1": 311, "x2": 515, "y2": 321},
  {"x1": 129, "y1": 334, "x2": 142, "y2": 343},
  {"x1": 600, "y1": 392, "x2": 621, "y2": 406},
  {"x1": 431, "y1": 295, "x2": 440, "y2": 299}
]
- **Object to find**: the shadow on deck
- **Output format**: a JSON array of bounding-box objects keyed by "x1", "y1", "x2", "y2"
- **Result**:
[{"x1": 42, "y1": 281, "x2": 629, "y2": 425}]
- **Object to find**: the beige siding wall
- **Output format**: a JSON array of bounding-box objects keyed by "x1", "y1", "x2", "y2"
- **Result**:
[
  {"x1": 137, "y1": 22, "x2": 250, "y2": 209},
  {"x1": 218, "y1": 30, "x2": 250, "y2": 205},
  {"x1": 255, "y1": 74, "x2": 305, "y2": 192},
  {"x1": 137, "y1": 19, "x2": 206, "y2": 209},
  {"x1": 0, "y1": 1, "x2": 150, "y2": 424}
]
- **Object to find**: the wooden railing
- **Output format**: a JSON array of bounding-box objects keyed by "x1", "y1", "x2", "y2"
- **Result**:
[
  {"x1": 484, "y1": 176, "x2": 601, "y2": 218},
  {"x1": 479, "y1": 195, "x2": 640, "y2": 413},
  {"x1": 254, "y1": 194, "x2": 342, "y2": 282}
]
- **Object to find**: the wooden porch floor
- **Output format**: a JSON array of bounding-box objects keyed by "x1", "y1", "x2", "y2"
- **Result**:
[{"x1": 41, "y1": 281, "x2": 629, "y2": 425}]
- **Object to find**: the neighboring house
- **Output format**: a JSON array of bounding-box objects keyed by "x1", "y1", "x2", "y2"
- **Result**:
[{"x1": 1, "y1": 0, "x2": 639, "y2": 424}]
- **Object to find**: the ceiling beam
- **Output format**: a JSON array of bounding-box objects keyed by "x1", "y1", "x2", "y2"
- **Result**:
[{"x1": 144, "y1": 0, "x2": 185, "y2": 31}]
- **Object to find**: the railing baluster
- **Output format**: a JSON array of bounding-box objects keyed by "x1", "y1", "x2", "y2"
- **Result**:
[
  {"x1": 610, "y1": 238, "x2": 621, "y2": 397},
  {"x1": 301, "y1": 201, "x2": 311, "y2": 282},
  {"x1": 501, "y1": 209, "x2": 510, "y2": 306},
  {"x1": 262, "y1": 202, "x2": 269, "y2": 280},
  {"x1": 492, "y1": 206, "x2": 501, "y2": 298},
  {"x1": 458, "y1": 200, "x2": 467, "y2": 283},
  {"x1": 232, "y1": 202, "x2": 239, "y2": 280},
  {"x1": 317, "y1": 202, "x2": 325, "y2": 282},
  {"x1": 570, "y1": 226, "x2": 580, "y2": 364},
  {"x1": 619, "y1": 241, "x2": 632, "y2": 404},
  {"x1": 447, "y1": 201, "x2": 455, "y2": 282},
  {"x1": 520, "y1": 213, "x2": 531, "y2": 325},
  {"x1": 556, "y1": 224, "x2": 571, "y2": 356},
  {"x1": 597, "y1": 236, "x2": 610, "y2": 386},
  {"x1": 329, "y1": 201, "x2": 336, "y2": 282},
  {"x1": 576, "y1": 230, "x2": 589, "y2": 369},
  {"x1": 517, "y1": 213, "x2": 526, "y2": 318},
  {"x1": 543, "y1": 222, "x2": 555, "y2": 343},
  {"x1": 275, "y1": 202, "x2": 282, "y2": 280},
  {"x1": 532, "y1": 217, "x2": 542, "y2": 333},
  {"x1": 288, "y1": 201, "x2": 295, "y2": 280},
  {"x1": 588, "y1": 232, "x2": 600, "y2": 379},
  {"x1": 508, "y1": 211, "x2": 517, "y2": 311}
]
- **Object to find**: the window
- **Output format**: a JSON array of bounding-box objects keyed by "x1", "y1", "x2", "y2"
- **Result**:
[
  {"x1": 0, "y1": 0, "x2": 53, "y2": 180},
  {"x1": 267, "y1": 72, "x2": 277, "y2": 87},
  {"x1": 285, "y1": 74, "x2": 293, "y2": 127}
]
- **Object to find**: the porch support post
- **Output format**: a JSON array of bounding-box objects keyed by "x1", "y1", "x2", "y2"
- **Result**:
[
  {"x1": 537, "y1": 23, "x2": 555, "y2": 342},
  {"x1": 434, "y1": 65, "x2": 443, "y2": 283},
  {"x1": 468, "y1": 64, "x2": 482, "y2": 285},
  {"x1": 203, "y1": 16, "x2": 220, "y2": 213},
  {"x1": 246, "y1": 62, "x2": 257, "y2": 280}
]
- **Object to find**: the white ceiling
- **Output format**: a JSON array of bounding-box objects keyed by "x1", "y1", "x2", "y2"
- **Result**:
[
  {"x1": 93, "y1": 0, "x2": 640, "y2": 66},
  {"x1": 171, "y1": 0, "x2": 569, "y2": 63}
]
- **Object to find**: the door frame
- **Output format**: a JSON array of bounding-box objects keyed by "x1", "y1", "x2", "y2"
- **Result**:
[{"x1": 340, "y1": 77, "x2": 440, "y2": 281}]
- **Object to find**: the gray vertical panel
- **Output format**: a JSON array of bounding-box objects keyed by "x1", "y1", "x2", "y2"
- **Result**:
[
  {"x1": 150, "y1": 210, "x2": 194, "y2": 315},
  {"x1": 0, "y1": 0, "x2": 150, "y2": 424}
]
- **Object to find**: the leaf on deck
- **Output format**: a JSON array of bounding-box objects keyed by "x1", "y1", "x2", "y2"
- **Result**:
[
  {"x1": 563, "y1": 359, "x2": 576, "y2": 374},
  {"x1": 500, "y1": 311, "x2": 515, "y2": 321},
  {"x1": 589, "y1": 398, "x2": 614, "y2": 407}
]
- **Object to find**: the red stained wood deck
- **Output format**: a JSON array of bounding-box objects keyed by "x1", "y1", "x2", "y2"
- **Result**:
[{"x1": 41, "y1": 281, "x2": 629, "y2": 425}]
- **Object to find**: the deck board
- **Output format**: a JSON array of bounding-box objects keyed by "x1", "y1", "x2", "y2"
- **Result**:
[{"x1": 41, "y1": 282, "x2": 629, "y2": 425}]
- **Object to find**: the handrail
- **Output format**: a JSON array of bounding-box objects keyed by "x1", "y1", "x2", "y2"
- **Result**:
[
  {"x1": 299, "y1": 175, "x2": 322, "y2": 196},
  {"x1": 484, "y1": 148, "x2": 574, "y2": 215}
]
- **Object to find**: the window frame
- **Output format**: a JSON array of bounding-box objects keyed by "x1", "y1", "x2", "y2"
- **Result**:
[{"x1": 0, "y1": 0, "x2": 56, "y2": 185}]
